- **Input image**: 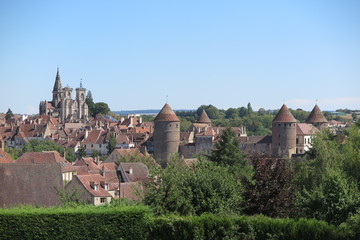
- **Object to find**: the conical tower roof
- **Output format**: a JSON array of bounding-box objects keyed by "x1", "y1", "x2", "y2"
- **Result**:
[
  {"x1": 197, "y1": 110, "x2": 211, "y2": 123},
  {"x1": 154, "y1": 104, "x2": 180, "y2": 122},
  {"x1": 273, "y1": 104, "x2": 297, "y2": 123},
  {"x1": 53, "y1": 67, "x2": 62, "y2": 92},
  {"x1": 306, "y1": 105, "x2": 327, "y2": 123}
]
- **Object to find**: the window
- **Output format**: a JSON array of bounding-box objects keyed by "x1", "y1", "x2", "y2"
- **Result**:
[
  {"x1": 100, "y1": 198, "x2": 106, "y2": 203},
  {"x1": 176, "y1": 124, "x2": 179, "y2": 128},
  {"x1": 278, "y1": 124, "x2": 281, "y2": 127},
  {"x1": 169, "y1": 124, "x2": 172, "y2": 127}
]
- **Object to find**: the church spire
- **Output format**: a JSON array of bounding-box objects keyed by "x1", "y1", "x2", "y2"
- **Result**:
[{"x1": 53, "y1": 67, "x2": 62, "y2": 92}]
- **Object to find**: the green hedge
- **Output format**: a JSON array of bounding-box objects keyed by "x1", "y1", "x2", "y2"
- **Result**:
[{"x1": 0, "y1": 206, "x2": 353, "y2": 240}]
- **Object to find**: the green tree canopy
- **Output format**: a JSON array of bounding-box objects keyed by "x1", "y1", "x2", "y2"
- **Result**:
[
  {"x1": 85, "y1": 91, "x2": 95, "y2": 117},
  {"x1": 107, "y1": 133, "x2": 117, "y2": 155},
  {"x1": 93, "y1": 102, "x2": 110, "y2": 117},
  {"x1": 143, "y1": 157, "x2": 243, "y2": 215}
]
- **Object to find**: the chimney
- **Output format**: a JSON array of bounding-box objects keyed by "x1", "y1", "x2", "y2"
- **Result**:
[
  {"x1": 0, "y1": 140, "x2": 4, "y2": 151},
  {"x1": 101, "y1": 165, "x2": 105, "y2": 176},
  {"x1": 85, "y1": 129, "x2": 89, "y2": 139},
  {"x1": 129, "y1": 167, "x2": 133, "y2": 175}
]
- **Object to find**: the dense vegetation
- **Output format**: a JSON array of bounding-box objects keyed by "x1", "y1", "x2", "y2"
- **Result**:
[{"x1": 1, "y1": 204, "x2": 357, "y2": 240}]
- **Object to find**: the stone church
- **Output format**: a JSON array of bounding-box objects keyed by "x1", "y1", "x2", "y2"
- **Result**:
[{"x1": 39, "y1": 68, "x2": 89, "y2": 122}]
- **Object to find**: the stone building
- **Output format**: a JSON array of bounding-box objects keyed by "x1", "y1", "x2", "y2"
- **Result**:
[
  {"x1": 153, "y1": 103, "x2": 180, "y2": 168},
  {"x1": 39, "y1": 68, "x2": 89, "y2": 122}
]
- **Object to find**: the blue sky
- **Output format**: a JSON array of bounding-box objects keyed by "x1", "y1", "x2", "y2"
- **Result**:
[{"x1": 0, "y1": 0, "x2": 359, "y2": 114}]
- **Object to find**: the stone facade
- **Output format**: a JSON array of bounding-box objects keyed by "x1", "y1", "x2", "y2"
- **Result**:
[{"x1": 39, "y1": 68, "x2": 89, "y2": 122}]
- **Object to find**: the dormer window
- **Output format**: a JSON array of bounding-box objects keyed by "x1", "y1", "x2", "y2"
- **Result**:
[{"x1": 94, "y1": 185, "x2": 98, "y2": 191}]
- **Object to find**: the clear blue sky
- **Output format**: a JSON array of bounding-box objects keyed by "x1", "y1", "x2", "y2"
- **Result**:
[{"x1": 1, "y1": 0, "x2": 359, "y2": 114}]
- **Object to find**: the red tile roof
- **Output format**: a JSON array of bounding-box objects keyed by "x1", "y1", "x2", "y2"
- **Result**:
[
  {"x1": 197, "y1": 110, "x2": 211, "y2": 123},
  {"x1": 154, "y1": 104, "x2": 180, "y2": 122},
  {"x1": 118, "y1": 162, "x2": 149, "y2": 182},
  {"x1": 272, "y1": 104, "x2": 297, "y2": 123},
  {"x1": 296, "y1": 123, "x2": 319, "y2": 135},
  {"x1": 305, "y1": 105, "x2": 328, "y2": 123},
  {"x1": 0, "y1": 149, "x2": 14, "y2": 163},
  {"x1": 75, "y1": 174, "x2": 112, "y2": 197}
]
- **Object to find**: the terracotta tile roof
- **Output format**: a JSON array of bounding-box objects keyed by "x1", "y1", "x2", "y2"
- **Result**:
[
  {"x1": 83, "y1": 129, "x2": 106, "y2": 144},
  {"x1": 118, "y1": 162, "x2": 149, "y2": 182},
  {"x1": 16, "y1": 151, "x2": 75, "y2": 173},
  {"x1": 73, "y1": 157, "x2": 101, "y2": 175},
  {"x1": 119, "y1": 182, "x2": 144, "y2": 201},
  {"x1": 154, "y1": 104, "x2": 180, "y2": 122},
  {"x1": 75, "y1": 174, "x2": 112, "y2": 197},
  {"x1": 305, "y1": 105, "x2": 328, "y2": 123},
  {"x1": 0, "y1": 149, "x2": 14, "y2": 163},
  {"x1": 296, "y1": 123, "x2": 319, "y2": 135},
  {"x1": 0, "y1": 163, "x2": 63, "y2": 207},
  {"x1": 197, "y1": 110, "x2": 211, "y2": 123},
  {"x1": 272, "y1": 104, "x2": 297, "y2": 123},
  {"x1": 116, "y1": 134, "x2": 130, "y2": 144},
  {"x1": 113, "y1": 148, "x2": 143, "y2": 157}
]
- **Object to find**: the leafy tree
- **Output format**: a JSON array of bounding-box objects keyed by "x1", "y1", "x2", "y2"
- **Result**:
[
  {"x1": 238, "y1": 107, "x2": 248, "y2": 118},
  {"x1": 5, "y1": 108, "x2": 14, "y2": 120},
  {"x1": 23, "y1": 139, "x2": 64, "y2": 154},
  {"x1": 225, "y1": 108, "x2": 239, "y2": 119},
  {"x1": 85, "y1": 91, "x2": 95, "y2": 117},
  {"x1": 243, "y1": 154, "x2": 297, "y2": 218},
  {"x1": 143, "y1": 156, "x2": 243, "y2": 215},
  {"x1": 65, "y1": 148, "x2": 76, "y2": 162},
  {"x1": 296, "y1": 169, "x2": 360, "y2": 225},
  {"x1": 208, "y1": 127, "x2": 246, "y2": 167},
  {"x1": 179, "y1": 117, "x2": 191, "y2": 132},
  {"x1": 247, "y1": 102, "x2": 253, "y2": 115},
  {"x1": 4, "y1": 147, "x2": 23, "y2": 160},
  {"x1": 91, "y1": 150, "x2": 101, "y2": 158},
  {"x1": 196, "y1": 105, "x2": 222, "y2": 119},
  {"x1": 115, "y1": 151, "x2": 158, "y2": 170},
  {"x1": 107, "y1": 133, "x2": 117, "y2": 155},
  {"x1": 92, "y1": 102, "x2": 110, "y2": 117},
  {"x1": 76, "y1": 145, "x2": 87, "y2": 159}
]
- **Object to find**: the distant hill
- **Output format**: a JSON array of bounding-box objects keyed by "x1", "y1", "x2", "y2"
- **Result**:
[{"x1": 113, "y1": 109, "x2": 194, "y2": 116}]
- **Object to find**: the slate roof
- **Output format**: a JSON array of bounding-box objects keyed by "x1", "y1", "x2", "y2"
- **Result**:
[
  {"x1": 306, "y1": 105, "x2": 328, "y2": 123},
  {"x1": 272, "y1": 104, "x2": 297, "y2": 123},
  {"x1": 154, "y1": 104, "x2": 180, "y2": 122}
]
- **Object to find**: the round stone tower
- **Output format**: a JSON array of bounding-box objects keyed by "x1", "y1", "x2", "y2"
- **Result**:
[
  {"x1": 153, "y1": 103, "x2": 180, "y2": 168},
  {"x1": 305, "y1": 104, "x2": 328, "y2": 130},
  {"x1": 272, "y1": 104, "x2": 297, "y2": 158}
]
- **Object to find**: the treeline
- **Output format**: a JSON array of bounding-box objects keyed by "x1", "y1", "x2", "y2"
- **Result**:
[
  {"x1": 0, "y1": 205, "x2": 358, "y2": 240},
  {"x1": 176, "y1": 103, "x2": 357, "y2": 134}
]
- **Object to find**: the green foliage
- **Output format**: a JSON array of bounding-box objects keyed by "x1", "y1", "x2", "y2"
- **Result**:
[
  {"x1": 0, "y1": 205, "x2": 351, "y2": 240},
  {"x1": 107, "y1": 133, "x2": 117, "y2": 155},
  {"x1": 64, "y1": 148, "x2": 76, "y2": 162},
  {"x1": 4, "y1": 146, "x2": 23, "y2": 160},
  {"x1": 116, "y1": 152, "x2": 158, "y2": 170},
  {"x1": 179, "y1": 117, "x2": 192, "y2": 131},
  {"x1": 76, "y1": 145, "x2": 87, "y2": 159},
  {"x1": 294, "y1": 124, "x2": 360, "y2": 225},
  {"x1": 23, "y1": 139, "x2": 64, "y2": 154},
  {"x1": 208, "y1": 127, "x2": 246, "y2": 167},
  {"x1": 93, "y1": 102, "x2": 110, "y2": 117},
  {"x1": 143, "y1": 157, "x2": 243, "y2": 216},
  {"x1": 85, "y1": 90, "x2": 95, "y2": 116},
  {"x1": 91, "y1": 149, "x2": 101, "y2": 158},
  {"x1": 5, "y1": 108, "x2": 14, "y2": 120},
  {"x1": 243, "y1": 155, "x2": 297, "y2": 218}
]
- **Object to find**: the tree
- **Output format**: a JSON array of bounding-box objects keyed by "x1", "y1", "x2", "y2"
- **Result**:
[
  {"x1": 107, "y1": 133, "x2": 117, "y2": 155},
  {"x1": 5, "y1": 108, "x2": 14, "y2": 120},
  {"x1": 208, "y1": 127, "x2": 246, "y2": 167},
  {"x1": 23, "y1": 139, "x2": 64, "y2": 154},
  {"x1": 238, "y1": 107, "x2": 248, "y2": 118},
  {"x1": 85, "y1": 91, "x2": 95, "y2": 117},
  {"x1": 225, "y1": 108, "x2": 239, "y2": 119},
  {"x1": 247, "y1": 102, "x2": 253, "y2": 115},
  {"x1": 143, "y1": 157, "x2": 243, "y2": 215},
  {"x1": 92, "y1": 102, "x2": 110, "y2": 117},
  {"x1": 76, "y1": 145, "x2": 87, "y2": 159},
  {"x1": 243, "y1": 154, "x2": 297, "y2": 218}
]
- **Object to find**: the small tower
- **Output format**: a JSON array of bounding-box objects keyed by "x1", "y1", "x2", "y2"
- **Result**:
[
  {"x1": 197, "y1": 110, "x2": 211, "y2": 126},
  {"x1": 52, "y1": 68, "x2": 63, "y2": 108},
  {"x1": 76, "y1": 80, "x2": 88, "y2": 120},
  {"x1": 153, "y1": 103, "x2": 180, "y2": 168},
  {"x1": 272, "y1": 104, "x2": 297, "y2": 158},
  {"x1": 306, "y1": 105, "x2": 328, "y2": 130}
]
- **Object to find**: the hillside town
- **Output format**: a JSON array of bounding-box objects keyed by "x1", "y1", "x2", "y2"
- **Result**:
[{"x1": 0, "y1": 69, "x2": 356, "y2": 207}]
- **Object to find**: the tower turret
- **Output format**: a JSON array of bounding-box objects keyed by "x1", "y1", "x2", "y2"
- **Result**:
[
  {"x1": 52, "y1": 68, "x2": 63, "y2": 108},
  {"x1": 197, "y1": 110, "x2": 211, "y2": 126},
  {"x1": 271, "y1": 104, "x2": 297, "y2": 158},
  {"x1": 153, "y1": 103, "x2": 180, "y2": 168},
  {"x1": 76, "y1": 80, "x2": 89, "y2": 120},
  {"x1": 306, "y1": 104, "x2": 328, "y2": 130}
]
